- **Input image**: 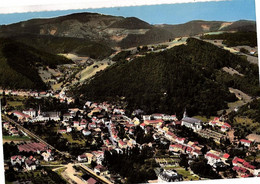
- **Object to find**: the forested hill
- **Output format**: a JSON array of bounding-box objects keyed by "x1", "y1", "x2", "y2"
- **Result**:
[
  {"x1": 201, "y1": 31, "x2": 257, "y2": 47},
  {"x1": 0, "y1": 38, "x2": 72, "y2": 90},
  {"x1": 76, "y1": 38, "x2": 259, "y2": 117}
]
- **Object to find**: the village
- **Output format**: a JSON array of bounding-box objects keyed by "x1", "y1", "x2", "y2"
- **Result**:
[{"x1": 1, "y1": 88, "x2": 260, "y2": 184}]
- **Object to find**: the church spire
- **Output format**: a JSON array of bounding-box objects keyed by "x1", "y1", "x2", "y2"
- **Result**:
[{"x1": 183, "y1": 108, "x2": 187, "y2": 118}]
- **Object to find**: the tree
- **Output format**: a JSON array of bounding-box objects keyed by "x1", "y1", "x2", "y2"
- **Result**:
[{"x1": 179, "y1": 154, "x2": 189, "y2": 170}]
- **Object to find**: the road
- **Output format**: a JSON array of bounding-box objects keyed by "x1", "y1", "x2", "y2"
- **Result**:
[{"x1": 79, "y1": 164, "x2": 113, "y2": 184}]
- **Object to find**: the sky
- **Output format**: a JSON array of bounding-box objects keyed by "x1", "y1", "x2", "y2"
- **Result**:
[{"x1": 0, "y1": 0, "x2": 256, "y2": 25}]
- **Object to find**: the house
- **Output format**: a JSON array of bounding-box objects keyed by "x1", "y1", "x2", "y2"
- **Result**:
[
  {"x1": 73, "y1": 121, "x2": 80, "y2": 127},
  {"x1": 22, "y1": 108, "x2": 36, "y2": 118},
  {"x1": 86, "y1": 153, "x2": 94, "y2": 164},
  {"x1": 78, "y1": 154, "x2": 87, "y2": 162},
  {"x1": 140, "y1": 123, "x2": 146, "y2": 129},
  {"x1": 66, "y1": 126, "x2": 72, "y2": 133},
  {"x1": 92, "y1": 151, "x2": 104, "y2": 165},
  {"x1": 118, "y1": 140, "x2": 126, "y2": 148},
  {"x1": 82, "y1": 129, "x2": 91, "y2": 136},
  {"x1": 169, "y1": 144, "x2": 185, "y2": 153},
  {"x1": 175, "y1": 137, "x2": 186, "y2": 144},
  {"x1": 181, "y1": 117, "x2": 202, "y2": 132},
  {"x1": 58, "y1": 129, "x2": 67, "y2": 134},
  {"x1": 152, "y1": 113, "x2": 164, "y2": 120},
  {"x1": 63, "y1": 113, "x2": 72, "y2": 121},
  {"x1": 94, "y1": 164, "x2": 108, "y2": 175},
  {"x1": 3, "y1": 122, "x2": 9, "y2": 129},
  {"x1": 11, "y1": 155, "x2": 25, "y2": 165},
  {"x1": 205, "y1": 152, "x2": 222, "y2": 166},
  {"x1": 12, "y1": 111, "x2": 30, "y2": 121},
  {"x1": 191, "y1": 149, "x2": 201, "y2": 158},
  {"x1": 10, "y1": 129, "x2": 19, "y2": 136},
  {"x1": 163, "y1": 115, "x2": 178, "y2": 121},
  {"x1": 158, "y1": 169, "x2": 183, "y2": 182},
  {"x1": 142, "y1": 115, "x2": 151, "y2": 120},
  {"x1": 88, "y1": 122, "x2": 97, "y2": 129},
  {"x1": 144, "y1": 119, "x2": 164, "y2": 126},
  {"x1": 42, "y1": 152, "x2": 54, "y2": 162},
  {"x1": 240, "y1": 139, "x2": 252, "y2": 147},
  {"x1": 221, "y1": 123, "x2": 231, "y2": 132},
  {"x1": 25, "y1": 156, "x2": 38, "y2": 171}
]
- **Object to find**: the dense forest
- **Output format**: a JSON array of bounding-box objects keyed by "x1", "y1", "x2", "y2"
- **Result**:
[
  {"x1": 0, "y1": 38, "x2": 72, "y2": 90},
  {"x1": 201, "y1": 31, "x2": 257, "y2": 47},
  {"x1": 11, "y1": 35, "x2": 114, "y2": 59},
  {"x1": 103, "y1": 146, "x2": 157, "y2": 183},
  {"x1": 76, "y1": 38, "x2": 259, "y2": 117}
]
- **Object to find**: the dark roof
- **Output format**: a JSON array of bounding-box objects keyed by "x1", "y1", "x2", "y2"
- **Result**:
[
  {"x1": 87, "y1": 177, "x2": 97, "y2": 184},
  {"x1": 182, "y1": 117, "x2": 201, "y2": 124}
]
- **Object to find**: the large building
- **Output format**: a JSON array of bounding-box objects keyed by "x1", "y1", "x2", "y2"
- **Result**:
[
  {"x1": 181, "y1": 117, "x2": 202, "y2": 132},
  {"x1": 158, "y1": 169, "x2": 183, "y2": 182}
]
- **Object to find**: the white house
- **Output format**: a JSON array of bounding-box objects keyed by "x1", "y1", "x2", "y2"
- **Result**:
[
  {"x1": 22, "y1": 109, "x2": 36, "y2": 118},
  {"x1": 205, "y1": 152, "x2": 221, "y2": 166},
  {"x1": 11, "y1": 155, "x2": 25, "y2": 165},
  {"x1": 42, "y1": 152, "x2": 54, "y2": 162},
  {"x1": 78, "y1": 154, "x2": 87, "y2": 162},
  {"x1": 25, "y1": 157, "x2": 38, "y2": 171},
  {"x1": 240, "y1": 139, "x2": 252, "y2": 147}
]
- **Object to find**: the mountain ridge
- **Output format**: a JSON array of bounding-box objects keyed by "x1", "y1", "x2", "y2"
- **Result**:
[{"x1": 0, "y1": 12, "x2": 256, "y2": 49}]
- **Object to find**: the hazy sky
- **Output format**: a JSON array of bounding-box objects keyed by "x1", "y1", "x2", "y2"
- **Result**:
[{"x1": 0, "y1": 0, "x2": 256, "y2": 25}]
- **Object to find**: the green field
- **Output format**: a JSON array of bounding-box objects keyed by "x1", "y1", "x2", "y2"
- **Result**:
[
  {"x1": 62, "y1": 133, "x2": 85, "y2": 145},
  {"x1": 3, "y1": 136, "x2": 31, "y2": 141},
  {"x1": 174, "y1": 167, "x2": 199, "y2": 181},
  {"x1": 192, "y1": 116, "x2": 215, "y2": 122}
]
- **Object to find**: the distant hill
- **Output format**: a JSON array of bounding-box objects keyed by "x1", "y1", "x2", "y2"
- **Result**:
[
  {"x1": 0, "y1": 38, "x2": 72, "y2": 90},
  {"x1": 0, "y1": 13, "x2": 256, "y2": 49},
  {"x1": 75, "y1": 38, "x2": 259, "y2": 117},
  {"x1": 156, "y1": 20, "x2": 256, "y2": 37}
]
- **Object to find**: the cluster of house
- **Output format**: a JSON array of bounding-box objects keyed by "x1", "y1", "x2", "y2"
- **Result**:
[
  {"x1": 3, "y1": 122, "x2": 21, "y2": 136},
  {"x1": 232, "y1": 157, "x2": 260, "y2": 177},
  {"x1": 8, "y1": 141, "x2": 54, "y2": 172},
  {"x1": 10, "y1": 155, "x2": 39, "y2": 171},
  {"x1": 209, "y1": 117, "x2": 232, "y2": 132},
  {"x1": 7, "y1": 108, "x2": 61, "y2": 122},
  {"x1": 0, "y1": 88, "x2": 74, "y2": 104},
  {"x1": 204, "y1": 150, "x2": 230, "y2": 168}
]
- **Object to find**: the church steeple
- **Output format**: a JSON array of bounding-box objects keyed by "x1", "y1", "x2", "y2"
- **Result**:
[
  {"x1": 183, "y1": 108, "x2": 187, "y2": 118},
  {"x1": 38, "y1": 105, "x2": 41, "y2": 116}
]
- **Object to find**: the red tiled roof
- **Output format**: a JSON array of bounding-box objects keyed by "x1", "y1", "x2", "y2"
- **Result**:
[
  {"x1": 205, "y1": 153, "x2": 221, "y2": 160},
  {"x1": 224, "y1": 123, "x2": 231, "y2": 128},
  {"x1": 232, "y1": 166, "x2": 248, "y2": 173},
  {"x1": 144, "y1": 119, "x2": 164, "y2": 124},
  {"x1": 233, "y1": 157, "x2": 245, "y2": 164},
  {"x1": 12, "y1": 111, "x2": 30, "y2": 118},
  {"x1": 167, "y1": 131, "x2": 175, "y2": 136},
  {"x1": 140, "y1": 123, "x2": 146, "y2": 127},
  {"x1": 240, "y1": 139, "x2": 252, "y2": 144},
  {"x1": 223, "y1": 153, "x2": 230, "y2": 159}
]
